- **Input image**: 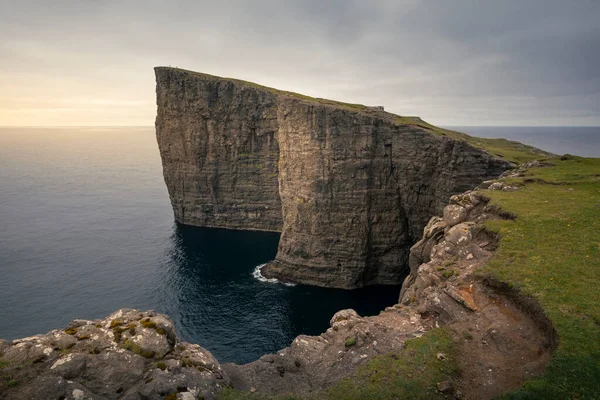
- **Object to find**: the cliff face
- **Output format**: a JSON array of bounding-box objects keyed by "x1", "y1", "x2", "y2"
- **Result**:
[
  {"x1": 155, "y1": 67, "x2": 511, "y2": 289},
  {"x1": 155, "y1": 70, "x2": 282, "y2": 231}
]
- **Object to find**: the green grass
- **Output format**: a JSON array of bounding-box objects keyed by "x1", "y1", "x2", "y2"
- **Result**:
[
  {"x1": 480, "y1": 157, "x2": 600, "y2": 399},
  {"x1": 321, "y1": 329, "x2": 458, "y2": 400},
  {"x1": 218, "y1": 329, "x2": 458, "y2": 400},
  {"x1": 395, "y1": 118, "x2": 551, "y2": 164}
]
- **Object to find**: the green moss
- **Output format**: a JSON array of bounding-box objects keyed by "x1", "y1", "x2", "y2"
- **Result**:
[
  {"x1": 480, "y1": 157, "x2": 600, "y2": 399},
  {"x1": 164, "y1": 394, "x2": 177, "y2": 400},
  {"x1": 110, "y1": 319, "x2": 124, "y2": 328},
  {"x1": 142, "y1": 350, "x2": 156, "y2": 359},
  {"x1": 155, "y1": 327, "x2": 166, "y2": 335},
  {"x1": 128, "y1": 322, "x2": 137, "y2": 335},
  {"x1": 76, "y1": 334, "x2": 91, "y2": 341},
  {"x1": 442, "y1": 257, "x2": 456, "y2": 267},
  {"x1": 64, "y1": 327, "x2": 78, "y2": 335},
  {"x1": 122, "y1": 339, "x2": 142, "y2": 355},
  {"x1": 4, "y1": 379, "x2": 18, "y2": 387},
  {"x1": 112, "y1": 326, "x2": 125, "y2": 343},
  {"x1": 156, "y1": 362, "x2": 167, "y2": 371},
  {"x1": 141, "y1": 318, "x2": 157, "y2": 329},
  {"x1": 442, "y1": 270, "x2": 457, "y2": 279},
  {"x1": 344, "y1": 337, "x2": 357, "y2": 347}
]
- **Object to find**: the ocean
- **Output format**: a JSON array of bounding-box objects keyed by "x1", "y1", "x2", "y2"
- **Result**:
[
  {"x1": 0, "y1": 127, "x2": 400, "y2": 364},
  {"x1": 0, "y1": 126, "x2": 597, "y2": 363},
  {"x1": 446, "y1": 126, "x2": 600, "y2": 158}
]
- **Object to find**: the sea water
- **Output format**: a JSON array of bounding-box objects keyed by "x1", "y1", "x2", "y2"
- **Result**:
[{"x1": 0, "y1": 127, "x2": 400, "y2": 364}]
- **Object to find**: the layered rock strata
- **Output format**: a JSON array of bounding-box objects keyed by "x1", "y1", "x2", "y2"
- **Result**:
[{"x1": 155, "y1": 67, "x2": 512, "y2": 288}]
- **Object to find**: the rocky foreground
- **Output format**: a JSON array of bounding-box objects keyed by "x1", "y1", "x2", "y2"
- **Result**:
[
  {"x1": 0, "y1": 163, "x2": 556, "y2": 400},
  {"x1": 0, "y1": 309, "x2": 227, "y2": 400}
]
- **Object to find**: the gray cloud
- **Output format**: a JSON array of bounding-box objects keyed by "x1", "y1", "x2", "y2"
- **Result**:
[{"x1": 1, "y1": 0, "x2": 598, "y2": 125}]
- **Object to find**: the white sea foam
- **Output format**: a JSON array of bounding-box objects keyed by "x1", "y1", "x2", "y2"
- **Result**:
[{"x1": 252, "y1": 264, "x2": 296, "y2": 286}]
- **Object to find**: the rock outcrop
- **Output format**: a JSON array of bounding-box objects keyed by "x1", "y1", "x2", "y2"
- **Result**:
[
  {"x1": 156, "y1": 67, "x2": 512, "y2": 289},
  {"x1": 0, "y1": 310, "x2": 227, "y2": 400}
]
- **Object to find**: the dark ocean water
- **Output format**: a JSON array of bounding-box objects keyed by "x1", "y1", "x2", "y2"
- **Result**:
[
  {"x1": 446, "y1": 126, "x2": 600, "y2": 158},
  {"x1": 0, "y1": 127, "x2": 400, "y2": 364},
  {"x1": 1, "y1": 126, "x2": 597, "y2": 364}
]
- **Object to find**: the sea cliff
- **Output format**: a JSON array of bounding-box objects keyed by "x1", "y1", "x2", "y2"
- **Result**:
[{"x1": 155, "y1": 67, "x2": 514, "y2": 289}]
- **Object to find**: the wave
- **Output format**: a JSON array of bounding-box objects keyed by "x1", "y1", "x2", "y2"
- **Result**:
[{"x1": 252, "y1": 264, "x2": 296, "y2": 286}]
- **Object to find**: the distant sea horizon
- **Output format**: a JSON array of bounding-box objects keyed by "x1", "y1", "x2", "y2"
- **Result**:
[
  {"x1": 444, "y1": 126, "x2": 600, "y2": 158},
  {"x1": 3, "y1": 125, "x2": 598, "y2": 158}
]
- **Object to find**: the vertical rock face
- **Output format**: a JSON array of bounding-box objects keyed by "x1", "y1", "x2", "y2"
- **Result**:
[
  {"x1": 155, "y1": 67, "x2": 510, "y2": 289},
  {"x1": 155, "y1": 69, "x2": 282, "y2": 231}
]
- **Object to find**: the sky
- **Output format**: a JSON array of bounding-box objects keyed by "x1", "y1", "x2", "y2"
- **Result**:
[{"x1": 1, "y1": 0, "x2": 599, "y2": 126}]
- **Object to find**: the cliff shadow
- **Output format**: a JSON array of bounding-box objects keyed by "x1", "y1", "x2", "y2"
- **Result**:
[{"x1": 156, "y1": 223, "x2": 403, "y2": 364}]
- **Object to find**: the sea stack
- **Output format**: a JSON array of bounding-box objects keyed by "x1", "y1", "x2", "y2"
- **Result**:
[{"x1": 154, "y1": 67, "x2": 510, "y2": 289}]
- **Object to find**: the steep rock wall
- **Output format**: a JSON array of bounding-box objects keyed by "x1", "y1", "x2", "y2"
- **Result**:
[
  {"x1": 155, "y1": 67, "x2": 511, "y2": 288},
  {"x1": 155, "y1": 69, "x2": 282, "y2": 231}
]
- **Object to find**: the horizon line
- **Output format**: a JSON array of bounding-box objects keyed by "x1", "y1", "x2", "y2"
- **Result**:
[{"x1": 1, "y1": 124, "x2": 599, "y2": 128}]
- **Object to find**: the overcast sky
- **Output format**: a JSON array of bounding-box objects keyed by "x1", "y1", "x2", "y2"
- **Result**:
[{"x1": 1, "y1": 0, "x2": 599, "y2": 126}]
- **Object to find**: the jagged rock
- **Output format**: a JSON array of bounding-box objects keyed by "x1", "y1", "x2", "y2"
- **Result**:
[
  {"x1": 443, "y1": 204, "x2": 468, "y2": 227},
  {"x1": 446, "y1": 223, "x2": 474, "y2": 246},
  {"x1": 155, "y1": 67, "x2": 511, "y2": 289},
  {"x1": 0, "y1": 309, "x2": 228, "y2": 400},
  {"x1": 330, "y1": 309, "x2": 361, "y2": 329},
  {"x1": 50, "y1": 352, "x2": 87, "y2": 379}
]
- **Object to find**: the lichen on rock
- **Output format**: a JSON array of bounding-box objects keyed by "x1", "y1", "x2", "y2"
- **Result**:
[{"x1": 0, "y1": 309, "x2": 227, "y2": 400}]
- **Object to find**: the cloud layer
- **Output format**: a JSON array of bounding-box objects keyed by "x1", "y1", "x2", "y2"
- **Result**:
[{"x1": 1, "y1": 0, "x2": 598, "y2": 126}]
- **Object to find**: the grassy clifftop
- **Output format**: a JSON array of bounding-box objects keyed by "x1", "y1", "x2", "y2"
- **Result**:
[
  {"x1": 156, "y1": 67, "x2": 551, "y2": 165},
  {"x1": 482, "y1": 156, "x2": 600, "y2": 398}
]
